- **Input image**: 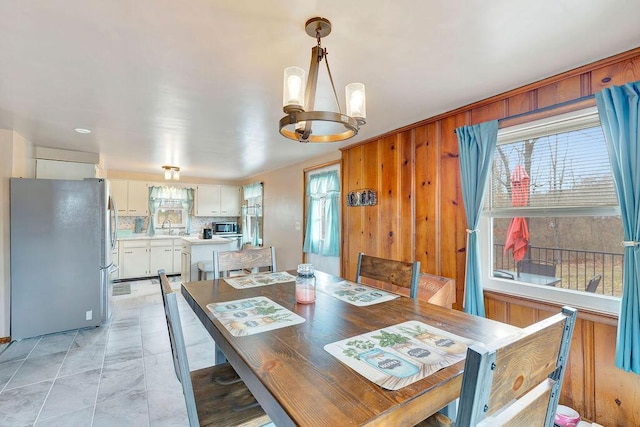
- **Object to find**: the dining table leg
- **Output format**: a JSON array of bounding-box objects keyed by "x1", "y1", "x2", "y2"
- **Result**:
[{"x1": 215, "y1": 344, "x2": 227, "y2": 365}]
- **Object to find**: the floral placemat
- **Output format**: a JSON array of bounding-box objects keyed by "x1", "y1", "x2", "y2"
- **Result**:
[
  {"x1": 206, "y1": 296, "x2": 305, "y2": 337},
  {"x1": 223, "y1": 271, "x2": 296, "y2": 289},
  {"x1": 324, "y1": 320, "x2": 473, "y2": 390},
  {"x1": 318, "y1": 280, "x2": 399, "y2": 306}
]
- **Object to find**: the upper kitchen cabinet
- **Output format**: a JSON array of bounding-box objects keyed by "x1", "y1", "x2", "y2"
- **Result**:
[
  {"x1": 220, "y1": 185, "x2": 241, "y2": 216},
  {"x1": 196, "y1": 185, "x2": 241, "y2": 217},
  {"x1": 110, "y1": 179, "x2": 149, "y2": 216}
]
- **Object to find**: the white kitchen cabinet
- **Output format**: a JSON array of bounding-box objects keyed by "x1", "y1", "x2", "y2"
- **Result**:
[
  {"x1": 120, "y1": 241, "x2": 149, "y2": 278},
  {"x1": 220, "y1": 185, "x2": 241, "y2": 216},
  {"x1": 110, "y1": 180, "x2": 129, "y2": 215},
  {"x1": 118, "y1": 238, "x2": 180, "y2": 279},
  {"x1": 180, "y1": 236, "x2": 235, "y2": 282},
  {"x1": 196, "y1": 185, "x2": 221, "y2": 216},
  {"x1": 195, "y1": 184, "x2": 240, "y2": 217},
  {"x1": 181, "y1": 242, "x2": 192, "y2": 283},
  {"x1": 110, "y1": 179, "x2": 149, "y2": 216},
  {"x1": 127, "y1": 181, "x2": 149, "y2": 216},
  {"x1": 149, "y1": 240, "x2": 174, "y2": 275},
  {"x1": 173, "y1": 239, "x2": 182, "y2": 276},
  {"x1": 36, "y1": 159, "x2": 98, "y2": 180}
]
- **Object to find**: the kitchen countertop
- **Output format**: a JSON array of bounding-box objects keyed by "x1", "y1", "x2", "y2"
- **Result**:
[
  {"x1": 181, "y1": 236, "x2": 234, "y2": 244},
  {"x1": 117, "y1": 233, "x2": 190, "y2": 241},
  {"x1": 117, "y1": 233, "x2": 236, "y2": 244}
]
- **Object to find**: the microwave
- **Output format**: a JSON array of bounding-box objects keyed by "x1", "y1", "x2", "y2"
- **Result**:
[{"x1": 214, "y1": 222, "x2": 238, "y2": 234}]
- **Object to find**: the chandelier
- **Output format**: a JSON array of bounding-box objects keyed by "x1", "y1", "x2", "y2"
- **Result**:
[
  {"x1": 279, "y1": 17, "x2": 366, "y2": 143},
  {"x1": 162, "y1": 165, "x2": 180, "y2": 180}
]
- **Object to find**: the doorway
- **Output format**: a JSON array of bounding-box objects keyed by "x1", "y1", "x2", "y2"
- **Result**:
[{"x1": 303, "y1": 162, "x2": 340, "y2": 276}]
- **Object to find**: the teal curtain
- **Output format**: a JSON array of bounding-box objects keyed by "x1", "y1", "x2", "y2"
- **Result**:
[
  {"x1": 596, "y1": 81, "x2": 640, "y2": 374},
  {"x1": 147, "y1": 186, "x2": 163, "y2": 236},
  {"x1": 303, "y1": 170, "x2": 340, "y2": 257},
  {"x1": 243, "y1": 183, "x2": 263, "y2": 246},
  {"x1": 456, "y1": 120, "x2": 499, "y2": 317},
  {"x1": 182, "y1": 188, "x2": 195, "y2": 234}
]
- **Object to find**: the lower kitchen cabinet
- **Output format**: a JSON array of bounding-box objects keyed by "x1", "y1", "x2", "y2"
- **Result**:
[
  {"x1": 150, "y1": 243, "x2": 174, "y2": 274},
  {"x1": 120, "y1": 243, "x2": 149, "y2": 278},
  {"x1": 173, "y1": 244, "x2": 182, "y2": 275},
  {"x1": 118, "y1": 238, "x2": 181, "y2": 279}
]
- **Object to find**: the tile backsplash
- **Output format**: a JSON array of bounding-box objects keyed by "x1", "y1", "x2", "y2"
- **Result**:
[{"x1": 118, "y1": 216, "x2": 240, "y2": 235}]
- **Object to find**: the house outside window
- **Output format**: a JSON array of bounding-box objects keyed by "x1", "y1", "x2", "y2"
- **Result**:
[{"x1": 480, "y1": 107, "x2": 623, "y2": 315}]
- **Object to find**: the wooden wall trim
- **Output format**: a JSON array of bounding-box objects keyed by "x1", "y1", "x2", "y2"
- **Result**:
[
  {"x1": 498, "y1": 96, "x2": 596, "y2": 128},
  {"x1": 0, "y1": 336, "x2": 10, "y2": 344},
  {"x1": 484, "y1": 290, "x2": 618, "y2": 326},
  {"x1": 303, "y1": 159, "x2": 341, "y2": 173},
  {"x1": 341, "y1": 46, "x2": 640, "y2": 152}
]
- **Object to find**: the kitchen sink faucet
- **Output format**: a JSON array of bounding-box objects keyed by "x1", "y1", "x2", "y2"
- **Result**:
[{"x1": 162, "y1": 218, "x2": 172, "y2": 235}]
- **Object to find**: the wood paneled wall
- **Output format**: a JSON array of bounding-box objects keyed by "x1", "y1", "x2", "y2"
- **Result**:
[{"x1": 340, "y1": 47, "x2": 640, "y2": 426}]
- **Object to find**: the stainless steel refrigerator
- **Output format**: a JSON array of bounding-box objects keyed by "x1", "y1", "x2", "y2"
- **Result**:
[{"x1": 10, "y1": 178, "x2": 118, "y2": 340}]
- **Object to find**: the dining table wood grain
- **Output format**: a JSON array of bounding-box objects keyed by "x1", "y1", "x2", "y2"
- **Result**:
[{"x1": 181, "y1": 270, "x2": 520, "y2": 427}]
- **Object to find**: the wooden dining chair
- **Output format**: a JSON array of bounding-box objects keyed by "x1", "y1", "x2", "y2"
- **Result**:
[
  {"x1": 586, "y1": 274, "x2": 602, "y2": 293},
  {"x1": 213, "y1": 246, "x2": 277, "y2": 279},
  {"x1": 157, "y1": 270, "x2": 271, "y2": 427},
  {"x1": 420, "y1": 306, "x2": 577, "y2": 427},
  {"x1": 355, "y1": 253, "x2": 420, "y2": 299}
]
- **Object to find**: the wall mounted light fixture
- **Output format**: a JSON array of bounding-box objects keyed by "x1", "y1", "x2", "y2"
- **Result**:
[
  {"x1": 162, "y1": 165, "x2": 180, "y2": 180},
  {"x1": 280, "y1": 17, "x2": 366, "y2": 143}
]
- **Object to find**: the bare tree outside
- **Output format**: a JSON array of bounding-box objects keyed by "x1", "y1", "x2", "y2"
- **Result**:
[{"x1": 491, "y1": 126, "x2": 624, "y2": 297}]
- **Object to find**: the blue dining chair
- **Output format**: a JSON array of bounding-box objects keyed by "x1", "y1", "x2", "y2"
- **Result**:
[{"x1": 157, "y1": 269, "x2": 272, "y2": 427}]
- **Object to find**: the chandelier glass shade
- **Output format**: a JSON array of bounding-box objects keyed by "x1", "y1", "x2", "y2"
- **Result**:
[
  {"x1": 280, "y1": 17, "x2": 366, "y2": 143},
  {"x1": 162, "y1": 165, "x2": 180, "y2": 180}
]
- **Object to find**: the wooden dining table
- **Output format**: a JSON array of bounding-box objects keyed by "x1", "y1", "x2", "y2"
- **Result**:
[{"x1": 181, "y1": 270, "x2": 520, "y2": 427}]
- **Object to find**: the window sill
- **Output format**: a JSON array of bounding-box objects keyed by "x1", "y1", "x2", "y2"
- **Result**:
[{"x1": 484, "y1": 279, "x2": 620, "y2": 325}]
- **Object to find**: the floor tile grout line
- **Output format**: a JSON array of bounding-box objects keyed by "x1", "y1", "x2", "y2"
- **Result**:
[
  {"x1": 90, "y1": 303, "x2": 113, "y2": 427},
  {"x1": 32, "y1": 329, "x2": 79, "y2": 425},
  {"x1": 0, "y1": 335, "x2": 42, "y2": 394}
]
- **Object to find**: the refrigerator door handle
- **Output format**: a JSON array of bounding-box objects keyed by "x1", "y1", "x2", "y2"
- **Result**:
[
  {"x1": 108, "y1": 194, "x2": 118, "y2": 251},
  {"x1": 100, "y1": 262, "x2": 114, "y2": 271}
]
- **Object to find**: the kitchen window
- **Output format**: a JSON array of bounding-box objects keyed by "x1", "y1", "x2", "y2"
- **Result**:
[
  {"x1": 155, "y1": 199, "x2": 187, "y2": 228},
  {"x1": 480, "y1": 107, "x2": 623, "y2": 314},
  {"x1": 149, "y1": 186, "x2": 194, "y2": 235},
  {"x1": 243, "y1": 183, "x2": 263, "y2": 246}
]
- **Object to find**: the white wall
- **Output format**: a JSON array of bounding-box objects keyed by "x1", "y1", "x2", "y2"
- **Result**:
[
  {"x1": 0, "y1": 130, "x2": 34, "y2": 338},
  {"x1": 245, "y1": 150, "x2": 341, "y2": 272}
]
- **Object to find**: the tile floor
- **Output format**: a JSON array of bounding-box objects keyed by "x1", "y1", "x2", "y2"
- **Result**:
[{"x1": 0, "y1": 277, "x2": 217, "y2": 427}]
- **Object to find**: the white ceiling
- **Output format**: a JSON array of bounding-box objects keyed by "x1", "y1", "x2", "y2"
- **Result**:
[{"x1": 1, "y1": 1, "x2": 638, "y2": 180}]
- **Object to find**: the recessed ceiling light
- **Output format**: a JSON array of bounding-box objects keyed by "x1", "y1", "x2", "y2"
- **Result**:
[{"x1": 74, "y1": 128, "x2": 92, "y2": 134}]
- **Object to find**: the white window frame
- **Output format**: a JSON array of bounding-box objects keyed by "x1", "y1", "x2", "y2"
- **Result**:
[
  {"x1": 480, "y1": 107, "x2": 622, "y2": 316},
  {"x1": 244, "y1": 198, "x2": 262, "y2": 246},
  {"x1": 154, "y1": 200, "x2": 188, "y2": 229}
]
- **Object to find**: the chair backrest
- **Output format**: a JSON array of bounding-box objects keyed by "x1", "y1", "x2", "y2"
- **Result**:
[
  {"x1": 586, "y1": 274, "x2": 602, "y2": 293},
  {"x1": 456, "y1": 306, "x2": 577, "y2": 427},
  {"x1": 158, "y1": 269, "x2": 199, "y2": 426},
  {"x1": 355, "y1": 253, "x2": 420, "y2": 299},
  {"x1": 520, "y1": 260, "x2": 556, "y2": 277},
  {"x1": 213, "y1": 246, "x2": 277, "y2": 279}
]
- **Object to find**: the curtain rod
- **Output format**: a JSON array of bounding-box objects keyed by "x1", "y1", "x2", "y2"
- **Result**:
[{"x1": 454, "y1": 94, "x2": 596, "y2": 133}]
